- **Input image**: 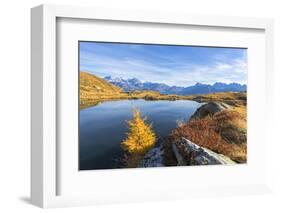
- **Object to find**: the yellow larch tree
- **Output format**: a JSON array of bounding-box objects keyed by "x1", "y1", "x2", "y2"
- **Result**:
[{"x1": 122, "y1": 109, "x2": 156, "y2": 156}]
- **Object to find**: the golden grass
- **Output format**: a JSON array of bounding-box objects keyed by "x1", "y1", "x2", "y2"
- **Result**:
[
  {"x1": 80, "y1": 71, "x2": 123, "y2": 94},
  {"x1": 79, "y1": 71, "x2": 181, "y2": 108},
  {"x1": 185, "y1": 92, "x2": 247, "y2": 107},
  {"x1": 80, "y1": 71, "x2": 247, "y2": 111},
  {"x1": 80, "y1": 71, "x2": 126, "y2": 108}
]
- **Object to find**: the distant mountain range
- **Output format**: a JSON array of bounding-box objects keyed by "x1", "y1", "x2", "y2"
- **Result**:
[{"x1": 104, "y1": 76, "x2": 247, "y2": 95}]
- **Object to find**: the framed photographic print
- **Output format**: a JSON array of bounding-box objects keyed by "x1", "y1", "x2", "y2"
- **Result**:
[
  {"x1": 31, "y1": 4, "x2": 274, "y2": 208},
  {"x1": 78, "y1": 41, "x2": 247, "y2": 170}
]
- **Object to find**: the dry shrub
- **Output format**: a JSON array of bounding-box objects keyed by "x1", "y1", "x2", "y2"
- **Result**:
[{"x1": 170, "y1": 109, "x2": 247, "y2": 163}]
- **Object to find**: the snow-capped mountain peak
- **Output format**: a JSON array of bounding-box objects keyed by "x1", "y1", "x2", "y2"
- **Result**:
[{"x1": 103, "y1": 76, "x2": 247, "y2": 95}]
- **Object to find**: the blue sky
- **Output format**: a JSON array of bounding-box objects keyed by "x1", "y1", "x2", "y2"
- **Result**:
[{"x1": 79, "y1": 41, "x2": 247, "y2": 87}]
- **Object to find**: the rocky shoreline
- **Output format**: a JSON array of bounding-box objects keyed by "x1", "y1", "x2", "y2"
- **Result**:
[{"x1": 139, "y1": 101, "x2": 246, "y2": 167}]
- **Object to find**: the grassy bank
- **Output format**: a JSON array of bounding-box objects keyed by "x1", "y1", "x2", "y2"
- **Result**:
[
  {"x1": 166, "y1": 93, "x2": 247, "y2": 164},
  {"x1": 80, "y1": 71, "x2": 247, "y2": 109},
  {"x1": 81, "y1": 90, "x2": 247, "y2": 109}
]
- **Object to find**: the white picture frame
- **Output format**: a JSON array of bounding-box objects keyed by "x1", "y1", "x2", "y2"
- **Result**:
[{"x1": 31, "y1": 4, "x2": 274, "y2": 208}]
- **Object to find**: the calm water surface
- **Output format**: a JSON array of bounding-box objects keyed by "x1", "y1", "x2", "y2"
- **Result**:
[{"x1": 79, "y1": 99, "x2": 202, "y2": 170}]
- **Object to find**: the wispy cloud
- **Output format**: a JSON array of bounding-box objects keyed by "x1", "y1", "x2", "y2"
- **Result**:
[{"x1": 80, "y1": 42, "x2": 247, "y2": 87}]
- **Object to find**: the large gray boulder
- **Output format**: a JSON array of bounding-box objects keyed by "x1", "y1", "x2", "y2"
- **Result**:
[
  {"x1": 172, "y1": 137, "x2": 236, "y2": 165},
  {"x1": 190, "y1": 102, "x2": 230, "y2": 120}
]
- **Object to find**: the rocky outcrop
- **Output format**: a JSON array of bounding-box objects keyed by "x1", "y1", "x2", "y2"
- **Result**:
[
  {"x1": 172, "y1": 137, "x2": 236, "y2": 165},
  {"x1": 140, "y1": 137, "x2": 235, "y2": 167},
  {"x1": 138, "y1": 146, "x2": 164, "y2": 167},
  {"x1": 139, "y1": 102, "x2": 237, "y2": 167},
  {"x1": 190, "y1": 102, "x2": 231, "y2": 120}
]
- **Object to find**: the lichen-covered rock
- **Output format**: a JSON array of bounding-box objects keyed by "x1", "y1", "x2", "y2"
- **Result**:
[
  {"x1": 172, "y1": 137, "x2": 236, "y2": 165},
  {"x1": 190, "y1": 102, "x2": 231, "y2": 120},
  {"x1": 138, "y1": 146, "x2": 164, "y2": 167}
]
